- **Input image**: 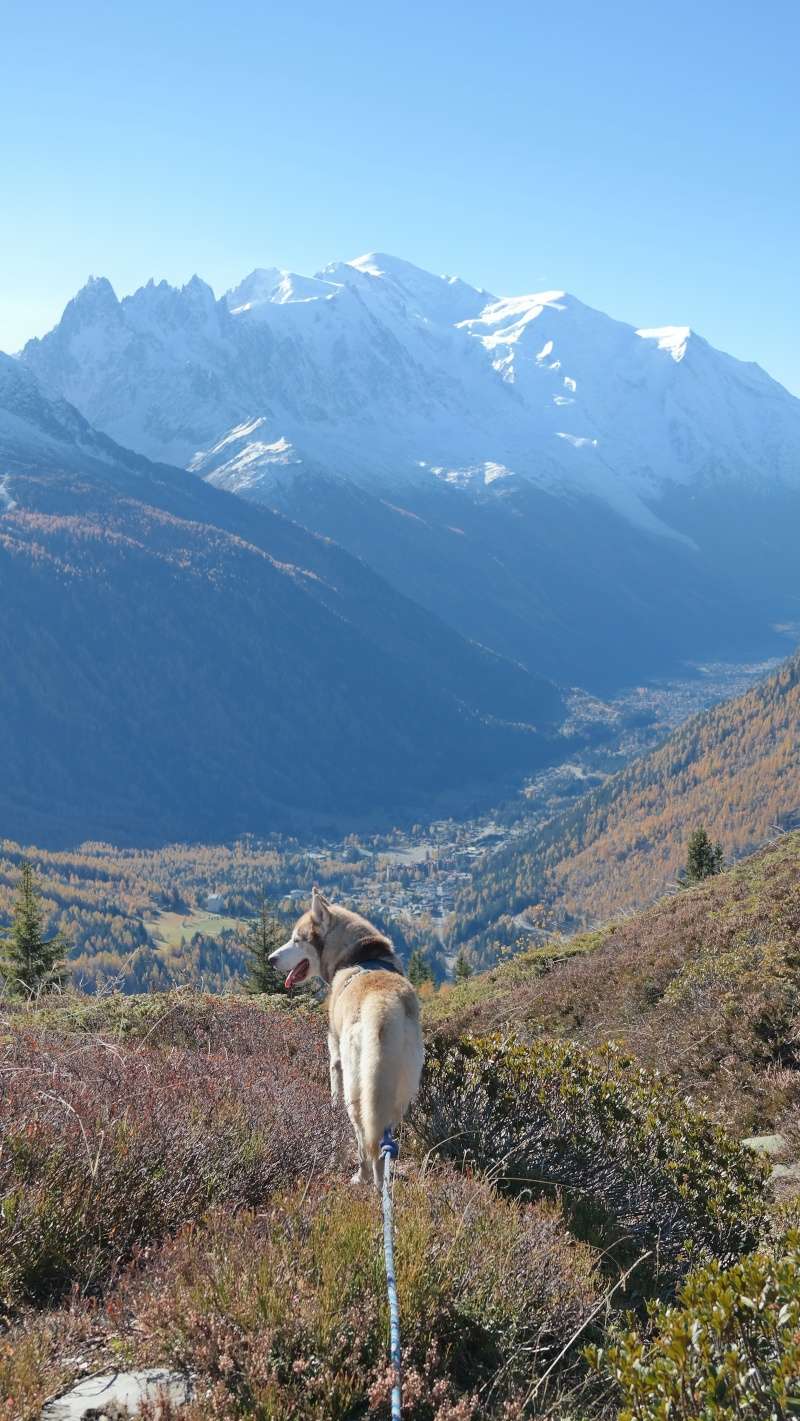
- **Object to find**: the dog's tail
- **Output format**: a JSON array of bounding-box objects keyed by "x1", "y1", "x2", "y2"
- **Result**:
[{"x1": 360, "y1": 1006, "x2": 404, "y2": 1167}]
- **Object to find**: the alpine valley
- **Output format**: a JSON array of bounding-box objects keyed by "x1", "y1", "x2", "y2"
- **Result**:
[{"x1": 4, "y1": 252, "x2": 800, "y2": 844}]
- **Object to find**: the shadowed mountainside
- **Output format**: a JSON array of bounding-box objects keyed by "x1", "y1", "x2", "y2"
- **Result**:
[{"x1": 0, "y1": 358, "x2": 564, "y2": 846}]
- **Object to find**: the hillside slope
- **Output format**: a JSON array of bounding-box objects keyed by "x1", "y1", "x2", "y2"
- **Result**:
[
  {"x1": 0, "y1": 976, "x2": 784, "y2": 1417},
  {"x1": 433, "y1": 832, "x2": 800, "y2": 1133},
  {"x1": 0, "y1": 358, "x2": 563, "y2": 845},
  {"x1": 454, "y1": 650, "x2": 800, "y2": 947}
]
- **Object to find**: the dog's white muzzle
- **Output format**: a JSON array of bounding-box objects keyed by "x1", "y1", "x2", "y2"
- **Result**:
[{"x1": 269, "y1": 939, "x2": 312, "y2": 990}]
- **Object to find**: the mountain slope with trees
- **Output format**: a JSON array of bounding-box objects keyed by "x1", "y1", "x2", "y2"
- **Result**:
[{"x1": 453, "y1": 650, "x2": 800, "y2": 953}]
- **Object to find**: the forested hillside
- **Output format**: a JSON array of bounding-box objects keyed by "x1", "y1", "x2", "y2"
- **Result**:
[
  {"x1": 454, "y1": 649, "x2": 800, "y2": 957},
  {"x1": 0, "y1": 839, "x2": 257, "y2": 993},
  {"x1": 0, "y1": 836, "x2": 429, "y2": 994},
  {"x1": 0, "y1": 357, "x2": 564, "y2": 846}
]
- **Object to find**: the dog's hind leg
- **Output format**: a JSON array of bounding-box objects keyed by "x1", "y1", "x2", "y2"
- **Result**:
[
  {"x1": 348, "y1": 1099, "x2": 371, "y2": 1185},
  {"x1": 328, "y1": 1031, "x2": 343, "y2": 1107},
  {"x1": 352, "y1": 1121, "x2": 371, "y2": 1186},
  {"x1": 341, "y1": 1033, "x2": 371, "y2": 1185},
  {"x1": 360, "y1": 1014, "x2": 405, "y2": 1191}
]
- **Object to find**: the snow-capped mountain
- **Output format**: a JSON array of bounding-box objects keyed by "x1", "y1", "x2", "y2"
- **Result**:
[{"x1": 20, "y1": 253, "x2": 800, "y2": 540}]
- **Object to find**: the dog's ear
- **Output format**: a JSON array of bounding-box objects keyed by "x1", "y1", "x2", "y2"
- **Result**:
[{"x1": 310, "y1": 885, "x2": 331, "y2": 926}]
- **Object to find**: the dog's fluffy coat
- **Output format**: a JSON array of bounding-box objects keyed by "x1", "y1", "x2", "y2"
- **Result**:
[{"x1": 269, "y1": 888, "x2": 425, "y2": 1187}]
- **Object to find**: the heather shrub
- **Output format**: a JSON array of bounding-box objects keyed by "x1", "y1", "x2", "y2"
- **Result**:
[
  {"x1": 111, "y1": 1170, "x2": 602, "y2": 1420},
  {"x1": 413, "y1": 1035, "x2": 769, "y2": 1298},
  {"x1": 590, "y1": 1230, "x2": 800, "y2": 1419},
  {"x1": 0, "y1": 1305, "x2": 103, "y2": 1421},
  {"x1": 776, "y1": 1074, "x2": 800, "y2": 1169},
  {"x1": 0, "y1": 986, "x2": 302, "y2": 1049},
  {"x1": 0, "y1": 998, "x2": 346, "y2": 1313}
]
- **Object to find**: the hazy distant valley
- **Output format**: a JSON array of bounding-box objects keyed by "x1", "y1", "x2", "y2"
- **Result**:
[{"x1": 0, "y1": 649, "x2": 787, "y2": 994}]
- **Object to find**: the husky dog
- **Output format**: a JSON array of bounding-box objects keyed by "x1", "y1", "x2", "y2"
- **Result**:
[{"x1": 269, "y1": 887, "x2": 425, "y2": 1188}]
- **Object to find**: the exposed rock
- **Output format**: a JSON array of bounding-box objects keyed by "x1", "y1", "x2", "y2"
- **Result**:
[
  {"x1": 742, "y1": 1133, "x2": 800, "y2": 1184},
  {"x1": 41, "y1": 1369, "x2": 193, "y2": 1420}
]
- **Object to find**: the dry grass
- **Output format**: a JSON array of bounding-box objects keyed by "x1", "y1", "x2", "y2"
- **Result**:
[{"x1": 0, "y1": 990, "x2": 613, "y2": 1420}]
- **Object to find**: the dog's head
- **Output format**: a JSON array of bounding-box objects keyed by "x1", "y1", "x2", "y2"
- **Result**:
[
  {"x1": 269, "y1": 886, "x2": 391, "y2": 989},
  {"x1": 268, "y1": 886, "x2": 335, "y2": 989}
]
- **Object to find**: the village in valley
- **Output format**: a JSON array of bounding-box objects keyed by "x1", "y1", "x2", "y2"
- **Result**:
[
  {"x1": 286, "y1": 819, "x2": 509, "y2": 925},
  {"x1": 196, "y1": 657, "x2": 782, "y2": 942},
  {"x1": 61, "y1": 651, "x2": 782, "y2": 996},
  {"x1": 3, "y1": 639, "x2": 781, "y2": 996}
]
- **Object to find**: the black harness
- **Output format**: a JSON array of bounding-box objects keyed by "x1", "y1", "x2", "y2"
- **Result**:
[{"x1": 330, "y1": 936, "x2": 404, "y2": 985}]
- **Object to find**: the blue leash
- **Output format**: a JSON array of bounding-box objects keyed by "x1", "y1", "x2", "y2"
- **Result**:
[{"x1": 380, "y1": 1128, "x2": 402, "y2": 1420}]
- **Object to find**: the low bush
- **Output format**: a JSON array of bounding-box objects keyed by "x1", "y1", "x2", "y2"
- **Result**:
[
  {"x1": 0, "y1": 996, "x2": 346, "y2": 1314},
  {"x1": 777, "y1": 1085, "x2": 800, "y2": 1176},
  {"x1": 413, "y1": 1035, "x2": 769, "y2": 1299},
  {"x1": 590, "y1": 1229, "x2": 800, "y2": 1419},
  {"x1": 102, "y1": 1170, "x2": 601, "y2": 1420}
]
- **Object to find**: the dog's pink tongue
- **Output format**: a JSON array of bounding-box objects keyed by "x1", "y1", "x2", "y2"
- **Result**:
[{"x1": 285, "y1": 961, "x2": 309, "y2": 991}]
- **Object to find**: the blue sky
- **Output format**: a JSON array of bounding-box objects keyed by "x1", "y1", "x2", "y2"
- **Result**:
[{"x1": 2, "y1": 0, "x2": 798, "y2": 391}]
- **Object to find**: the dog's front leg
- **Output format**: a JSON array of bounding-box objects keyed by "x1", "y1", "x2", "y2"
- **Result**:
[{"x1": 328, "y1": 1031, "x2": 343, "y2": 1106}]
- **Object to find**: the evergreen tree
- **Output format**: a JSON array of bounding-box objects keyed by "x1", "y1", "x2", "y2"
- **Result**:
[
  {"x1": 685, "y1": 828, "x2": 725, "y2": 884},
  {"x1": 244, "y1": 901, "x2": 287, "y2": 994},
  {"x1": 454, "y1": 949, "x2": 473, "y2": 981},
  {"x1": 407, "y1": 946, "x2": 435, "y2": 987},
  {"x1": 0, "y1": 861, "x2": 68, "y2": 997}
]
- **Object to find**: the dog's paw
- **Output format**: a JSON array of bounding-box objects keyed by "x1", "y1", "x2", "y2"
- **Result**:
[{"x1": 350, "y1": 1169, "x2": 370, "y2": 1187}]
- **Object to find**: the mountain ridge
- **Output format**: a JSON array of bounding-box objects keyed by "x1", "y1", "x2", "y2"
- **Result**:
[{"x1": 20, "y1": 252, "x2": 800, "y2": 525}]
